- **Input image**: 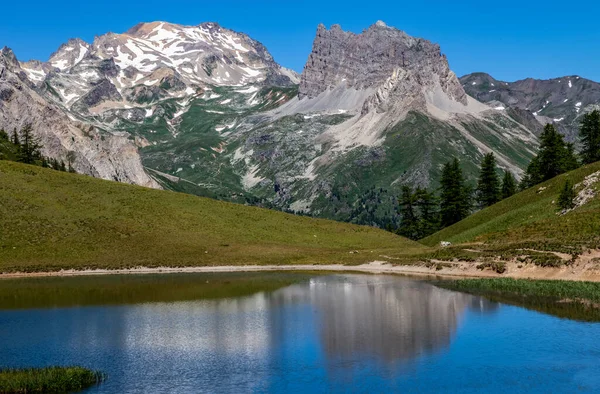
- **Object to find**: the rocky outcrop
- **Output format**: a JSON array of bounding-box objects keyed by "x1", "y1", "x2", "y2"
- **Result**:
[
  {"x1": 0, "y1": 47, "x2": 159, "y2": 188},
  {"x1": 79, "y1": 78, "x2": 122, "y2": 107},
  {"x1": 461, "y1": 72, "x2": 600, "y2": 141},
  {"x1": 299, "y1": 21, "x2": 467, "y2": 107}
]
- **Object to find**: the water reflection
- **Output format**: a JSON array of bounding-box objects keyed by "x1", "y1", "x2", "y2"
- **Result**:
[
  {"x1": 0, "y1": 274, "x2": 502, "y2": 393},
  {"x1": 279, "y1": 275, "x2": 498, "y2": 365}
]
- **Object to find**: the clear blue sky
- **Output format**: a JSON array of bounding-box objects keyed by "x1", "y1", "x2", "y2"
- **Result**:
[{"x1": 1, "y1": 0, "x2": 599, "y2": 82}]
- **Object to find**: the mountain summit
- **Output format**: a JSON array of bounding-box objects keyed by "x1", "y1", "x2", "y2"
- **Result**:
[{"x1": 0, "y1": 21, "x2": 557, "y2": 227}]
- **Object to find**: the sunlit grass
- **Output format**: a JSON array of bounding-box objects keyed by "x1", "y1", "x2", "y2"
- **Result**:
[
  {"x1": 0, "y1": 161, "x2": 424, "y2": 272},
  {"x1": 422, "y1": 161, "x2": 600, "y2": 254}
]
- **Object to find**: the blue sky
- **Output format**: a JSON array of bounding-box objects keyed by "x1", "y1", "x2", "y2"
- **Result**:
[{"x1": 1, "y1": 0, "x2": 599, "y2": 82}]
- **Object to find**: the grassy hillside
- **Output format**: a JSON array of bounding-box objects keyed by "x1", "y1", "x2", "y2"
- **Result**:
[
  {"x1": 422, "y1": 161, "x2": 600, "y2": 253},
  {"x1": 0, "y1": 161, "x2": 423, "y2": 272}
]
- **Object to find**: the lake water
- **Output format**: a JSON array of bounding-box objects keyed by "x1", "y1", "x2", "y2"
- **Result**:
[{"x1": 1, "y1": 273, "x2": 599, "y2": 393}]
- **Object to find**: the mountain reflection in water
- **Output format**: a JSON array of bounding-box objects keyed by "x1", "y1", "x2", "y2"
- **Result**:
[
  {"x1": 0, "y1": 274, "x2": 505, "y2": 393},
  {"x1": 274, "y1": 275, "x2": 498, "y2": 365}
]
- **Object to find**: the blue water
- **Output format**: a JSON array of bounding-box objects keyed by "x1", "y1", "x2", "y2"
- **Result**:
[{"x1": 1, "y1": 274, "x2": 599, "y2": 393}]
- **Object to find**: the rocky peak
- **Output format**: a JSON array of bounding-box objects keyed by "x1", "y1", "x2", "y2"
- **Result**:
[
  {"x1": 48, "y1": 38, "x2": 91, "y2": 71},
  {"x1": 461, "y1": 72, "x2": 600, "y2": 141},
  {"x1": 298, "y1": 22, "x2": 467, "y2": 107},
  {"x1": 1, "y1": 47, "x2": 20, "y2": 71}
]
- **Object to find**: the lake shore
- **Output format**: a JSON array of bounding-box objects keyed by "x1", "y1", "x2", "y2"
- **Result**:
[{"x1": 2, "y1": 258, "x2": 600, "y2": 282}]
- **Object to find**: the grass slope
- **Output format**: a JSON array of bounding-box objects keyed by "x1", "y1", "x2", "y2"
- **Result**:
[
  {"x1": 0, "y1": 161, "x2": 423, "y2": 272},
  {"x1": 423, "y1": 161, "x2": 600, "y2": 253}
]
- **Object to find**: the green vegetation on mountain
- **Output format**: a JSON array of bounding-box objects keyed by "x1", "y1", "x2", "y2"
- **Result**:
[
  {"x1": 0, "y1": 161, "x2": 423, "y2": 273},
  {"x1": 521, "y1": 124, "x2": 579, "y2": 189},
  {"x1": 476, "y1": 153, "x2": 501, "y2": 208},
  {"x1": 558, "y1": 180, "x2": 576, "y2": 211},
  {"x1": 501, "y1": 170, "x2": 517, "y2": 199},
  {"x1": 579, "y1": 109, "x2": 600, "y2": 165},
  {"x1": 397, "y1": 186, "x2": 440, "y2": 240},
  {"x1": 0, "y1": 366, "x2": 103, "y2": 393},
  {"x1": 422, "y1": 160, "x2": 600, "y2": 253},
  {"x1": 440, "y1": 158, "x2": 472, "y2": 227},
  {"x1": 0, "y1": 125, "x2": 71, "y2": 172}
]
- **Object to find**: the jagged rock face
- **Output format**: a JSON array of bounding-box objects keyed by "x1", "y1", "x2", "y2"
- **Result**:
[
  {"x1": 461, "y1": 72, "x2": 600, "y2": 141},
  {"x1": 0, "y1": 48, "x2": 159, "y2": 188},
  {"x1": 48, "y1": 38, "x2": 90, "y2": 71},
  {"x1": 299, "y1": 22, "x2": 467, "y2": 107}
]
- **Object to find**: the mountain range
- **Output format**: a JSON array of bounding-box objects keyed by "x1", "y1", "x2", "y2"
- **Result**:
[{"x1": 1, "y1": 20, "x2": 597, "y2": 227}]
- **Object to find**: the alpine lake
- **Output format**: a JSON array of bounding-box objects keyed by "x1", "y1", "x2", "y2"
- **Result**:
[{"x1": 1, "y1": 272, "x2": 599, "y2": 393}]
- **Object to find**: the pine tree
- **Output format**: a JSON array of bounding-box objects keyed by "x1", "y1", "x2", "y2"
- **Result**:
[
  {"x1": 17, "y1": 124, "x2": 42, "y2": 164},
  {"x1": 476, "y1": 153, "x2": 500, "y2": 208},
  {"x1": 501, "y1": 170, "x2": 517, "y2": 199},
  {"x1": 522, "y1": 124, "x2": 580, "y2": 188},
  {"x1": 558, "y1": 180, "x2": 576, "y2": 211},
  {"x1": 579, "y1": 110, "x2": 600, "y2": 164},
  {"x1": 59, "y1": 160, "x2": 67, "y2": 172},
  {"x1": 440, "y1": 158, "x2": 472, "y2": 228},
  {"x1": 0, "y1": 129, "x2": 8, "y2": 141},
  {"x1": 564, "y1": 142, "x2": 580, "y2": 172},
  {"x1": 414, "y1": 187, "x2": 440, "y2": 237},
  {"x1": 397, "y1": 186, "x2": 419, "y2": 240}
]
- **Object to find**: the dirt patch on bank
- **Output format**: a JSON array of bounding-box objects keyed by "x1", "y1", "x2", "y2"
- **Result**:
[{"x1": 3, "y1": 252, "x2": 600, "y2": 282}]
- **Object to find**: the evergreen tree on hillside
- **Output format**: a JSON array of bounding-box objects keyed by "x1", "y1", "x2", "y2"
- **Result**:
[
  {"x1": 521, "y1": 124, "x2": 579, "y2": 188},
  {"x1": 476, "y1": 153, "x2": 500, "y2": 208},
  {"x1": 440, "y1": 158, "x2": 472, "y2": 227},
  {"x1": 414, "y1": 187, "x2": 440, "y2": 237},
  {"x1": 397, "y1": 186, "x2": 419, "y2": 240},
  {"x1": 0, "y1": 129, "x2": 8, "y2": 141},
  {"x1": 579, "y1": 110, "x2": 600, "y2": 164},
  {"x1": 397, "y1": 186, "x2": 440, "y2": 240},
  {"x1": 558, "y1": 180, "x2": 576, "y2": 211},
  {"x1": 17, "y1": 124, "x2": 42, "y2": 165},
  {"x1": 501, "y1": 170, "x2": 517, "y2": 199}
]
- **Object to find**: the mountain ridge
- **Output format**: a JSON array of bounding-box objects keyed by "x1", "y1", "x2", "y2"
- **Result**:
[{"x1": 6, "y1": 20, "x2": 599, "y2": 229}]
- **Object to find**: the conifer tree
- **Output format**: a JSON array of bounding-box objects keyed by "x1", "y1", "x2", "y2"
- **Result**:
[
  {"x1": 558, "y1": 180, "x2": 576, "y2": 211},
  {"x1": 501, "y1": 170, "x2": 517, "y2": 199},
  {"x1": 522, "y1": 124, "x2": 580, "y2": 188},
  {"x1": 17, "y1": 124, "x2": 42, "y2": 164},
  {"x1": 397, "y1": 186, "x2": 440, "y2": 240},
  {"x1": 397, "y1": 186, "x2": 419, "y2": 240},
  {"x1": 0, "y1": 129, "x2": 8, "y2": 141},
  {"x1": 440, "y1": 158, "x2": 472, "y2": 227},
  {"x1": 476, "y1": 153, "x2": 500, "y2": 208},
  {"x1": 579, "y1": 110, "x2": 600, "y2": 164},
  {"x1": 414, "y1": 187, "x2": 440, "y2": 237}
]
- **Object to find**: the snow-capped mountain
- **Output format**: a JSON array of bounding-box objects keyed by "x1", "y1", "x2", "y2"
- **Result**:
[
  {"x1": 8, "y1": 20, "x2": 597, "y2": 228},
  {"x1": 0, "y1": 47, "x2": 159, "y2": 187},
  {"x1": 20, "y1": 21, "x2": 298, "y2": 113}
]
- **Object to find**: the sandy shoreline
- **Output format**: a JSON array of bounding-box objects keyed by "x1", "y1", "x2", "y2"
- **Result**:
[{"x1": 2, "y1": 259, "x2": 600, "y2": 281}]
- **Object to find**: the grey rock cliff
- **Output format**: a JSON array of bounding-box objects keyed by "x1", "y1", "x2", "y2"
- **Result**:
[
  {"x1": 298, "y1": 22, "x2": 467, "y2": 106},
  {"x1": 0, "y1": 47, "x2": 159, "y2": 188}
]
